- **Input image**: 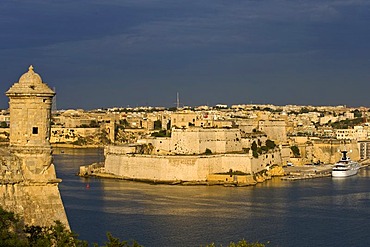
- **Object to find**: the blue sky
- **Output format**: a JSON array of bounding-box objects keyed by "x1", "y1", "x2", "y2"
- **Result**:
[{"x1": 1, "y1": 0, "x2": 370, "y2": 109}]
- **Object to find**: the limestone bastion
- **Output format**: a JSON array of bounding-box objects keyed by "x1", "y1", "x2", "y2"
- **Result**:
[{"x1": 104, "y1": 127, "x2": 288, "y2": 183}]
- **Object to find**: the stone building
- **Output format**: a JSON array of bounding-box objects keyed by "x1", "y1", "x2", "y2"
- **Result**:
[
  {"x1": 335, "y1": 126, "x2": 367, "y2": 141},
  {"x1": 0, "y1": 66, "x2": 69, "y2": 228},
  {"x1": 358, "y1": 140, "x2": 370, "y2": 160},
  {"x1": 237, "y1": 118, "x2": 287, "y2": 144}
]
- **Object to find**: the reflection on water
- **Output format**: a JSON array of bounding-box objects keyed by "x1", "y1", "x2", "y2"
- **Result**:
[{"x1": 54, "y1": 149, "x2": 370, "y2": 247}]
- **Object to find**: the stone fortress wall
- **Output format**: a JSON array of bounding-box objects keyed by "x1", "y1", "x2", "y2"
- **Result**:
[
  {"x1": 138, "y1": 128, "x2": 244, "y2": 155},
  {"x1": 105, "y1": 153, "x2": 251, "y2": 182},
  {"x1": 259, "y1": 119, "x2": 287, "y2": 143},
  {"x1": 170, "y1": 128, "x2": 242, "y2": 154},
  {"x1": 237, "y1": 118, "x2": 287, "y2": 144},
  {"x1": 105, "y1": 149, "x2": 283, "y2": 182},
  {"x1": 104, "y1": 126, "x2": 287, "y2": 182}
]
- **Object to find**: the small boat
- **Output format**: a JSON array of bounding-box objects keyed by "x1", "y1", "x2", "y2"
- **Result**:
[{"x1": 332, "y1": 150, "x2": 361, "y2": 177}]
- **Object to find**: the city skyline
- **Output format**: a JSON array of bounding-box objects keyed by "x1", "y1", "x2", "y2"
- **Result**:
[{"x1": 1, "y1": 0, "x2": 370, "y2": 110}]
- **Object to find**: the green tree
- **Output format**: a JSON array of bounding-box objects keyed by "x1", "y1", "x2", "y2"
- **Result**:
[
  {"x1": 0, "y1": 207, "x2": 27, "y2": 247},
  {"x1": 352, "y1": 109, "x2": 362, "y2": 118},
  {"x1": 205, "y1": 239, "x2": 265, "y2": 247},
  {"x1": 119, "y1": 119, "x2": 130, "y2": 128},
  {"x1": 166, "y1": 120, "x2": 171, "y2": 130},
  {"x1": 329, "y1": 117, "x2": 363, "y2": 129},
  {"x1": 204, "y1": 148, "x2": 213, "y2": 155},
  {"x1": 153, "y1": 120, "x2": 162, "y2": 130},
  {"x1": 151, "y1": 130, "x2": 170, "y2": 137},
  {"x1": 251, "y1": 141, "x2": 259, "y2": 158},
  {"x1": 89, "y1": 120, "x2": 100, "y2": 128},
  {"x1": 24, "y1": 221, "x2": 88, "y2": 247},
  {"x1": 0, "y1": 121, "x2": 8, "y2": 128},
  {"x1": 265, "y1": 139, "x2": 276, "y2": 150},
  {"x1": 71, "y1": 137, "x2": 88, "y2": 146},
  {"x1": 99, "y1": 129, "x2": 111, "y2": 145},
  {"x1": 299, "y1": 107, "x2": 310, "y2": 114},
  {"x1": 97, "y1": 232, "x2": 142, "y2": 247},
  {"x1": 167, "y1": 107, "x2": 177, "y2": 111},
  {"x1": 251, "y1": 141, "x2": 257, "y2": 151},
  {"x1": 290, "y1": 145, "x2": 300, "y2": 158}
]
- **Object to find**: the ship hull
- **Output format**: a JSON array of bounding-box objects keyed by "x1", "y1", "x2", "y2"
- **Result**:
[
  {"x1": 332, "y1": 168, "x2": 359, "y2": 177},
  {"x1": 332, "y1": 162, "x2": 360, "y2": 177}
]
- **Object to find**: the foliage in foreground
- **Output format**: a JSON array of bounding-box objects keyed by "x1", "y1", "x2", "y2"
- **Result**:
[
  {"x1": 1, "y1": 206, "x2": 265, "y2": 247},
  {"x1": 205, "y1": 239, "x2": 266, "y2": 247},
  {"x1": 0, "y1": 205, "x2": 88, "y2": 247}
]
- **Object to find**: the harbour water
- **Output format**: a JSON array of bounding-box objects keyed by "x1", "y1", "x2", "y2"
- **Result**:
[{"x1": 54, "y1": 148, "x2": 370, "y2": 247}]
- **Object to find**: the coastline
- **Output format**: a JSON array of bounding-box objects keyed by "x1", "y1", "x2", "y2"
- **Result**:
[
  {"x1": 55, "y1": 146, "x2": 369, "y2": 184},
  {"x1": 52, "y1": 143, "x2": 103, "y2": 149},
  {"x1": 78, "y1": 162, "x2": 286, "y2": 187}
]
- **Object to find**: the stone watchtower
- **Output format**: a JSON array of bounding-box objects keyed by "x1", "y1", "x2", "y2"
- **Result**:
[
  {"x1": 6, "y1": 65, "x2": 56, "y2": 181},
  {"x1": 0, "y1": 66, "x2": 69, "y2": 228}
]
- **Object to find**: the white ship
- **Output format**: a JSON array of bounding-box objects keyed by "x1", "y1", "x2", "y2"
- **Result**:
[{"x1": 332, "y1": 150, "x2": 361, "y2": 177}]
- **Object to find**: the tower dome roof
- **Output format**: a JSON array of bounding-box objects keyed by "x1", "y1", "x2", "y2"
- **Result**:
[
  {"x1": 6, "y1": 65, "x2": 55, "y2": 97},
  {"x1": 19, "y1": 65, "x2": 42, "y2": 85}
]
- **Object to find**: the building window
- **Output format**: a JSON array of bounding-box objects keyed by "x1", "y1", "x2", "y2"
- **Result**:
[{"x1": 32, "y1": 127, "x2": 38, "y2": 134}]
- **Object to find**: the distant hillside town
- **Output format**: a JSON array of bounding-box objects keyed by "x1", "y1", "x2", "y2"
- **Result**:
[{"x1": 2, "y1": 103, "x2": 369, "y2": 166}]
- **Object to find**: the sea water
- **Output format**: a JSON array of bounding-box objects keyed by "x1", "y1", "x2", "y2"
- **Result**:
[{"x1": 54, "y1": 148, "x2": 370, "y2": 247}]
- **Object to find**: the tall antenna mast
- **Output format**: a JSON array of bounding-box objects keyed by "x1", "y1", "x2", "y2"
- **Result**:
[{"x1": 176, "y1": 92, "x2": 180, "y2": 109}]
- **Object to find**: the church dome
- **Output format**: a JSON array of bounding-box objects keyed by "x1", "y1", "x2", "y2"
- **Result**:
[{"x1": 19, "y1": 65, "x2": 42, "y2": 85}]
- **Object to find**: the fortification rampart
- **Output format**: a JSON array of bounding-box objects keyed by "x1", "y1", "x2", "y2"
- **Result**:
[
  {"x1": 104, "y1": 145, "x2": 284, "y2": 182},
  {"x1": 259, "y1": 119, "x2": 287, "y2": 143},
  {"x1": 166, "y1": 127, "x2": 242, "y2": 154},
  {"x1": 105, "y1": 153, "x2": 251, "y2": 181}
]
